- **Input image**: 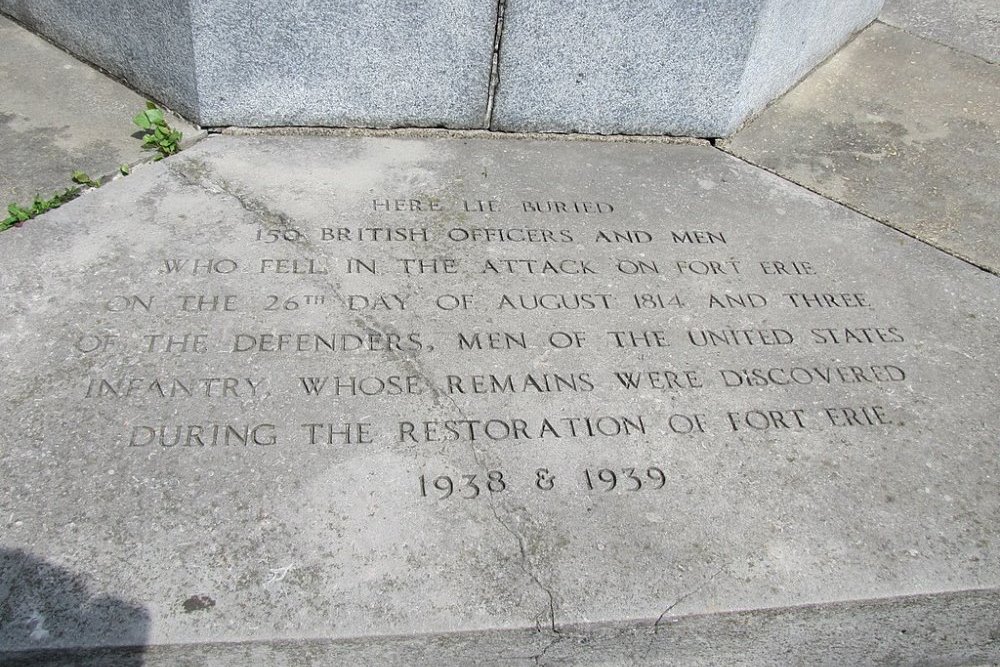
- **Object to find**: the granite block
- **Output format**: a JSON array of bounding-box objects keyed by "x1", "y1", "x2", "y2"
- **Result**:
[
  {"x1": 491, "y1": 0, "x2": 883, "y2": 136},
  {"x1": 188, "y1": 0, "x2": 497, "y2": 127},
  {"x1": 3, "y1": 0, "x2": 883, "y2": 133},
  {"x1": 0, "y1": 0, "x2": 497, "y2": 129}
]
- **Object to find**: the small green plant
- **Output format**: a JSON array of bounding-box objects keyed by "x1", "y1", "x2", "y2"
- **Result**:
[
  {"x1": 133, "y1": 101, "x2": 182, "y2": 160},
  {"x1": 1, "y1": 171, "x2": 103, "y2": 232},
  {"x1": 72, "y1": 170, "x2": 101, "y2": 188},
  {"x1": 2, "y1": 186, "x2": 81, "y2": 232},
  {"x1": 2, "y1": 103, "x2": 183, "y2": 233}
]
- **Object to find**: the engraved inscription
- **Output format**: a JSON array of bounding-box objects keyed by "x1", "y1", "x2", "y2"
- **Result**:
[{"x1": 68, "y1": 190, "x2": 911, "y2": 507}]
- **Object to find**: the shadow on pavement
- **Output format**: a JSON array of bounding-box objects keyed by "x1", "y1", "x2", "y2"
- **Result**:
[{"x1": 0, "y1": 547, "x2": 149, "y2": 665}]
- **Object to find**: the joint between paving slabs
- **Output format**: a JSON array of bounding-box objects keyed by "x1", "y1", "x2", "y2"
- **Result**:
[
  {"x1": 712, "y1": 145, "x2": 1000, "y2": 278},
  {"x1": 872, "y1": 18, "x2": 1000, "y2": 67},
  {"x1": 484, "y1": 0, "x2": 509, "y2": 129}
]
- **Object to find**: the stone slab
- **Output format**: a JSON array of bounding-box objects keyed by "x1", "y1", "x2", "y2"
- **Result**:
[
  {"x1": 882, "y1": 0, "x2": 1000, "y2": 63},
  {"x1": 1, "y1": 135, "x2": 998, "y2": 663},
  {"x1": 491, "y1": 0, "x2": 881, "y2": 136},
  {"x1": 721, "y1": 22, "x2": 1000, "y2": 274},
  {"x1": 0, "y1": 15, "x2": 202, "y2": 206}
]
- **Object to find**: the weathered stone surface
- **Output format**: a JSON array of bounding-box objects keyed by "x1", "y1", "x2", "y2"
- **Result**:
[
  {"x1": 882, "y1": 0, "x2": 999, "y2": 63},
  {"x1": 0, "y1": 0, "x2": 497, "y2": 128},
  {"x1": 0, "y1": 15, "x2": 201, "y2": 205},
  {"x1": 1, "y1": 135, "x2": 998, "y2": 662},
  {"x1": 491, "y1": 0, "x2": 882, "y2": 136},
  {"x1": 721, "y1": 22, "x2": 1000, "y2": 273}
]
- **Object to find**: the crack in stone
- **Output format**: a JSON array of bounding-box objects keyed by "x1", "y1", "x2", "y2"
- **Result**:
[
  {"x1": 643, "y1": 566, "x2": 726, "y2": 659},
  {"x1": 530, "y1": 633, "x2": 564, "y2": 664},
  {"x1": 167, "y1": 155, "x2": 560, "y2": 631},
  {"x1": 488, "y1": 502, "x2": 560, "y2": 635},
  {"x1": 652, "y1": 566, "x2": 725, "y2": 630},
  {"x1": 166, "y1": 158, "x2": 449, "y2": 404}
]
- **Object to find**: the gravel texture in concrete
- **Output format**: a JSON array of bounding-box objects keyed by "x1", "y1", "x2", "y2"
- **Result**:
[{"x1": 882, "y1": 0, "x2": 999, "y2": 62}]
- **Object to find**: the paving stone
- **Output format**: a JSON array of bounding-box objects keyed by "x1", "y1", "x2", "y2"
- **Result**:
[
  {"x1": 0, "y1": 15, "x2": 202, "y2": 207},
  {"x1": 721, "y1": 22, "x2": 1000, "y2": 273},
  {"x1": 882, "y1": 0, "x2": 1000, "y2": 63},
  {"x1": 0, "y1": 135, "x2": 998, "y2": 663}
]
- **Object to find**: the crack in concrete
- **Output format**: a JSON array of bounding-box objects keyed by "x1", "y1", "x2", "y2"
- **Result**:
[
  {"x1": 642, "y1": 566, "x2": 726, "y2": 659},
  {"x1": 530, "y1": 633, "x2": 564, "y2": 664},
  {"x1": 166, "y1": 157, "x2": 448, "y2": 405},
  {"x1": 167, "y1": 154, "x2": 560, "y2": 634},
  {"x1": 488, "y1": 502, "x2": 560, "y2": 635},
  {"x1": 484, "y1": 0, "x2": 508, "y2": 129}
]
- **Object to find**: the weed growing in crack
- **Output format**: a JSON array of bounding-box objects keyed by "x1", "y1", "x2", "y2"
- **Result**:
[
  {"x1": 2, "y1": 103, "x2": 184, "y2": 233},
  {"x1": 133, "y1": 101, "x2": 182, "y2": 160},
  {"x1": 1, "y1": 171, "x2": 102, "y2": 232}
]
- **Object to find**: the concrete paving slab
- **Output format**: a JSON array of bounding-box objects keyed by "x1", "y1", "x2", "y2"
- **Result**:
[
  {"x1": 0, "y1": 134, "x2": 998, "y2": 663},
  {"x1": 882, "y1": 0, "x2": 1000, "y2": 63},
  {"x1": 721, "y1": 22, "x2": 1000, "y2": 273},
  {"x1": 0, "y1": 15, "x2": 202, "y2": 207}
]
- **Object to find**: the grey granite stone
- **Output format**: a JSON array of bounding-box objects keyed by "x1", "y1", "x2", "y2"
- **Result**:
[
  {"x1": 0, "y1": 16, "x2": 202, "y2": 207},
  {"x1": 2, "y1": 0, "x2": 882, "y2": 133},
  {"x1": 882, "y1": 0, "x2": 1000, "y2": 63},
  {"x1": 188, "y1": 1, "x2": 497, "y2": 128},
  {"x1": 1, "y1": 135, "x2": 998, "y2": 662},
  {"x1": 721, "y1": 22, "x2": 1000, "y2": 274},
  {"x1": 733, "y1": 0, "x2": 884, "y2": 131},
  {"x1": 491, "y1": 0, "x2": 882, "y2": 136},
  {"x1": 0, "y1": 0, "x2": 498, "y2": 129}
]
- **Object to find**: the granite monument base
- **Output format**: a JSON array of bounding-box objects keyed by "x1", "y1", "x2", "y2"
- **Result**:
[{"x1": 0, "y1": 1, "x2": 882, "y2": 135}]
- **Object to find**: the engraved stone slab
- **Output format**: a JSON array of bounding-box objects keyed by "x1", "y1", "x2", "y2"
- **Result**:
[{"x1": 1, "y1": 136, "x2": 998, "y2": 663}]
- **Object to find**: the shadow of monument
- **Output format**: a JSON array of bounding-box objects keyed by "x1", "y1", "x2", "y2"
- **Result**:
[{"x1": 0, "y1": 547, "x2": 149, "y2": 665}]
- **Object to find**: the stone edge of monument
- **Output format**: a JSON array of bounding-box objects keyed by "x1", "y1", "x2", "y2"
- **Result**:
[
  {"x1": 490, "y1": 0, "x2": 884, "y2": 136},
  {"x1": 0, "y1": 589, "x2": 997, "y2": 665},
  {"x1": 2, "y1": 0, "x2": 885, "y2": 134},
  {"x1": 0, "y1": 1, "x2": 497, "y2": 129},
  {"x1": 0, "y1": 0, "x2": 200, "y2": 122}
]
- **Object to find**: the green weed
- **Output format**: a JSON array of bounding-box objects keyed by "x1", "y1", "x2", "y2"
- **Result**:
[
  {"x1": 2, "y1": 102, "x2": 183, "y2": 233},
  {"x1": 2, "y1": 186, "x2": 81, "y2": 231},
  {"x1": 133, "y1": 101, "x2": 182, "y2": 160},
  {"x1": 1, "y1": 171, "x2": 102, "y2": 232}
]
